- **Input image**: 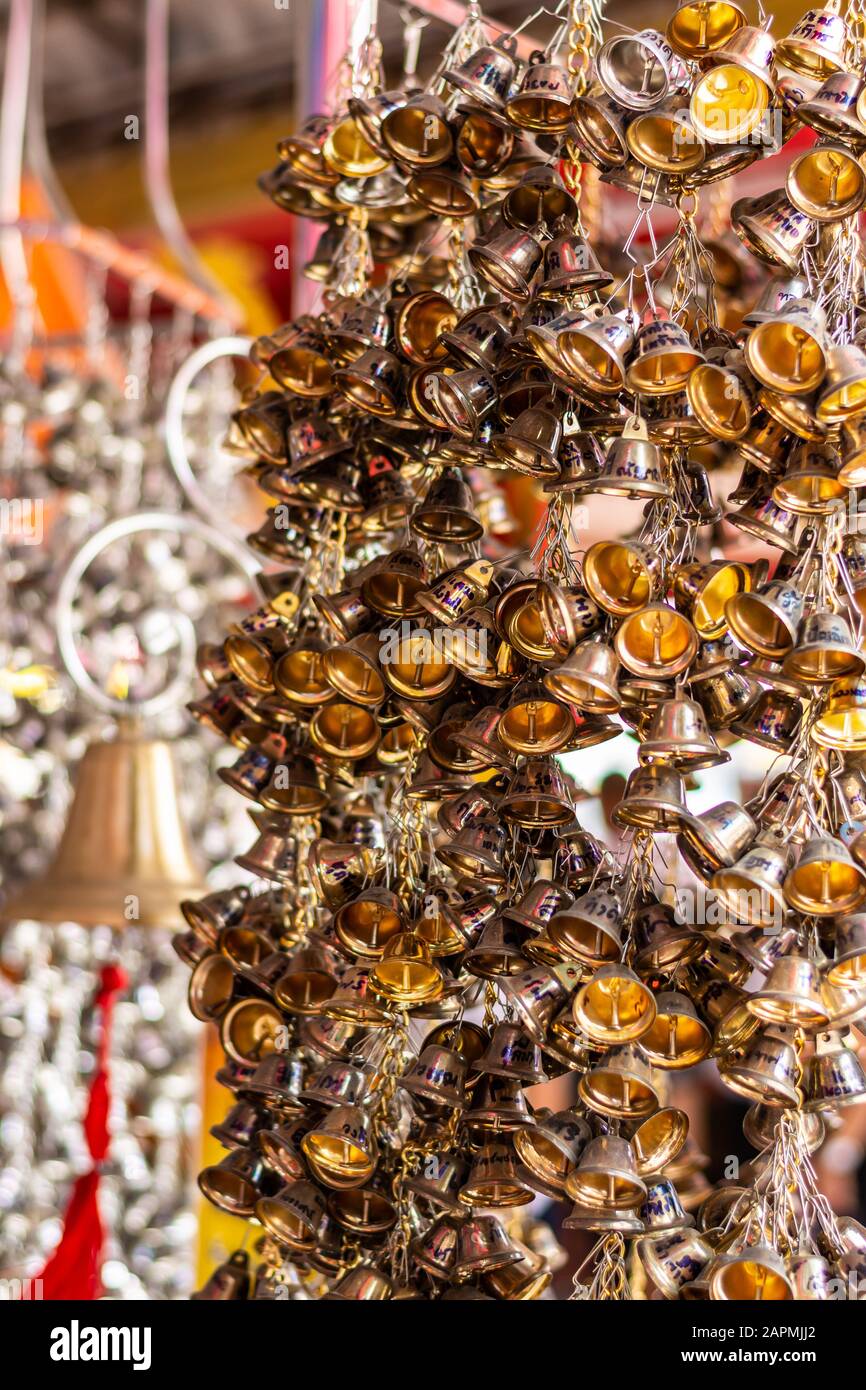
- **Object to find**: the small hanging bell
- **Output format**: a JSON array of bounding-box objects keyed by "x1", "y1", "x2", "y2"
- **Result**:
[{"x1": 573, "y1": 962, "x2": 658, "y2": 1044}]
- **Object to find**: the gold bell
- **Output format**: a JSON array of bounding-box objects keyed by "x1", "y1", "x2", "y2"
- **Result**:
[
  {"x1": 615, "y1": 603, "x2": 699, "y2": 679},
  {"x1": 626, "y1": 100, "x2": 705, "y2": 174},
  {"x1": 392, "y1": 291, "x2": 456, "y2": 366},
  {"x1": 773, "y1": 443, "x2": 845, "y2": 515},
  {"x1": 543, "y1": 638, "x2": 621, "y2": 713},
  {"x1": 361, "y1": 546, "x2": 427, "y2": 618},
  {"x1": 198, "y1": 1148, "x2": 264, "y2": 1217},
  {"x1": 1, "y1": 732, "x2": 204, "y2": 929},
  {"x1": 310, "y1": 701, "x2": 380, "y2": 759},
  {"x1": 499, "y1": 758, "x2": 577, "y2": 829},
  {"x1": 776, "y1": 2, "x2": 849, "y2": 80},
  {"x1": 332, "y1": 347, "x2": 403, "y2": 417},
  {"x1": 567, "y1": 1135, "x2": 647, "y2": 1210},
  {"x1": 673, "y1": 559, "x2": 752, "y2": 640},
  {"x1": 467, "y1": 224, "x2": 543, "y2": 303},
  {"x1": 431, "y1": 367, "x2": 499, "y2": 439},
  {"x1": 613, "y1": 764, "x2": 688, "y2": 832},
  {"x1": 547, "y1": 886, "x2": 624, "y2": 967},
  {"x1": 301, "y1": 1105, "x2": 378, "y2": 1189},
  {"x1": 573, "y1": 963, "x2": 657, "y2": 1044},
  {"x1": 806, "y1": 1030, "x2": 866, "y2": 1109},
  {"x1": 709, "y1": 1245, "x2": 794, "y2": 1301},
  {"x1": 514, "y1": 1108, "x2": 591, "y2": 1190},
  {"x1": 800, "y1": 68, "x2": 866, "y2": 141},
  {"x1": 667, "y1": 0, "x2": 746, "y2": 57},
  {"x1": 274, "y1": 947, "x2": 338, "y2": 1016},
  {"x1": 816, "y1": 343, "x2": 866, "y2": 422},
  {"x1": 719, "y1": 1028, "x2": 801, "y2": 1105},
  {"x1": 584, "y1": 539, "x2": 661, "y2": 617},
  {"x1": 560, "y1": 313, "x2": 635, "y2": 395},
  {"x1": 732, "y1": 189, "x2": 813, "y2": 272},
  {"x1": 500, "y1": 962, "x2": 581, "y2": 1043},
  {"x1": 686, "y1": 352, "x2": 754, "y2": 440},
  {"x1": 370, "y1": 931, "x2": 443, "y2": 1006},
  {"x1": 748, "y1": 954, "x2": 831, "y2": 1028},
  {"x1": 641, "y1": 990, "x2": 713, "y2": 1068},
  {"x1": 459, "y1": 1141, "x2": 534, "y2": 1208},
  {"x1": 490, "y1": 405, "x2": 562, "y2": 477},
  {"x1": 638, "y1": 695, "x2": 728, "y2": 770},
  {"x1": 570, "y1": 85, "x2": 630, "y2": 165},
  {"x1": 783, "y1": 610, "x2": 865, "y2": 684},
  {"x1": 409, "y1": 469, "x2": 484, "y2": 544},
  {"x1": 712, "y1": 834, "x2": 790, "y2": 927},
  {"x1": 826, "y1": 914, "x2": 866, "y2": 986},
  {"x1": 744, "y1": 298, "x2": 827, "y2": 395},
  {"x1": 689, "y1": 24, "x2": 776, "y2": 145},
  {"x1": 631, "y1": 1106, "x2": 690, "y2": 1175},
  {"x1": 498, "y1": 681, "x2": 575, "y2": 756},
  {"x1": 579, "y1": 1045, "x2": 661, "y2": 1119},
  {"x1": 505, "y1": 51, "x2": 573, "y2": 132},
  {"x1": 594, "y1": 418, "x2": 671, "y2": 499},
  {"x1": 639, "y1": 1229, "x2": 712, "y2": 1298},
  {"x1": 322, "y1": 114, "x2": 389, "y2": 178},
  {"x1": 787, "y1": 139, "x2": 866, "y2": 221},
  {"x1": 443, "y1": 35, "x2": 518, "y2": 112},
  {"x1": 380, "y1": 93, "x2": 453, "y2": 168},
  {"x1": 785, "y1": 836, "x2": 866, "y2": 916},
  {"x1": 627, "y1": 319, "x2": 705, "y2": 395},
  {"x1": 724, "y1": 579, "x2": 805, "y2": 659}
]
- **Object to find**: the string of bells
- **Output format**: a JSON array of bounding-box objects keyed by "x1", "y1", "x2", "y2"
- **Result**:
[{"x1": 182, "y1": 0, "x2": 866, "y2": 1302}]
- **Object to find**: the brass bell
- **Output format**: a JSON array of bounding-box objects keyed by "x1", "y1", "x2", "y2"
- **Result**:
[
  {"x1": 310, "y1": 701, "x2": 380, "y2": 759},
  {"x1": 498, "y1": 758, "x2": 577, "y2": 829},
  {"x1": 640, "y1": 991, "x2": 712, "y2": 1068},
  {"x1": 437, "y1": 816, "x2": 507, "y2": 887},
  {"x1": 783, "y1": 609, "x2": 865, "y2": 684},
  {"x1": 594, "y1": 421, "x2": 672, "y2": 501},
  {"x1": 677, "y1": 800, "x2": 758, "y2": 871},
  {"x1": 392, "y1": 291, "x2": 456, "y2": 366},
  {"x1": 443, "y1": 35, "x2": 518, "y2": 113},
  {"x1": 748, "y1": 953, "x2": 831, "y2": 1028},
  {"x1": 816, "y1": 343, "x2": 866, "y2": 422},
  {"x1": 505, "y1": 51, "x2": 573, "y2": 132},
  {"x1": 799, "y1": 68, "x2": 866, "y2": 140},
  {"x1": 380, "y1": 93, "x2": 453, "y2": 168},
  {"x1": 570, "y1": 85, "x2": 629, "y2": 165},
  {"x1": 322, "y1": 114, "x2": 389, "y2": 178},
  {"x1": 615, "y1": 603, "x2": 699, "y2": 679},
  {"x1": 578, "y1": 1045, "x2": 661, "y2": 1119},
  {"x1": 459, "y1": 1140, "x2": 534, "y2": 1208},
  {"x1": 712, "y1": 834, "x2": 790, "y2": 927},
  {"x1": 268, "y1": 329, "x2": 333, "y2": 397},
  {"x1": 257, "y1": 1179, "x2": 327, "y2": 1251},
  {"x1": 729, "y1": 688, "x2": 804, "y2": 752},
  {"x1": 631, "y1": 1106, "x2": 690, "y2": 1176},
  {"x1": 498, "y1": 680, "x2": 574, "y2": 755},
  {"x1": 627, "y1": 319, "x2": 705, "y2": 396},
  {"x1": 198, "y1": 1147, "x2": 264, "y2": 1217},
  {"x1": 667, "y1": 0, "x2": 746, "y2": 57},
  {"x1": 370, "y1": 931, "x2": 443, "y2": 1006},
  {"x1": 465, "y1": 1075, "x2": 534, "y2": 1133},
  {"x1": 732, "y1": 189, "x2": 814, "y2": 272},
  {"x1": 410, "y1": 1213, "x2": 461, "y2": 1279},
  {"x1": 503, "y1": 879, "x2": 575, "y2": 932},
  {"x1": 334, "y1": 887, "x2": 402, "y2": 960},
  {"x1": 490, "y1": 405, "x2": 561, "y2": 477},
  {"x1": 638, "y1": 695, "x2": 728, "y2": 770},
  {"x1": 322, "y1": 631, "x2": 386, "y2": 707},
  {"x1": 544, "y1": 430, "x2": 604, "y2": 492},
  {"x1": 467, "y1": 224, "x2": 543, "y2": 302},
  {"x1": 674, "y1": 559, "x2": 752, "y2": 640},
  {"x1": 640, "y1": 1177, "x2": 694, "y2": 1233},
  {"x1": 560, "y1": 313, "x2": 635, "y2": 395},
  {"x1": 514, "y1": 1107, "x2": 591, "y2": 1189},
  {"x1": 332, "y1": 347, "x2": 403, "y2": 417},
  {"x1": 814, "y1": 674, "x2": 866, "y2": 751},
  {"x1": 613, "y1": 764, "x2": 688, "y2": 832},
  {"x1": 724, "y1": 579, "x2": 805, "y2": 659},
  {"x1": 540, "y1": 225, "x2": 614, "y2": 295},
  {"x1": 482, "y1": 1239, "x2": 553, "y2": 1300},
  {"x1": 537, "y1": 580, "x2": 600, "y2": 654},
  {"x1": 806, "y1": 1030, "x2": 866, "y2": 1109},
  {"x1": 776, "y1": 3, "x2": 849, "y2": 80},
  {"x1": 632, "y1": 901, "x2": 702, "y2": 972},
  {"x1": 686, "y1": 352, "x2": 754, "y2": 440},
  {"x1": 300, "y1": 1061, "x2": 371, "y2": 1110},
  {"x1": 361, "y1": 546, "x2": 427, "y2": 617},
  {"x1": 784, "y1": 836, "x2": 866, "y2": 916},
  {"x1": 787, "y1": 139, "x2": 866, "y2": 222},
  {"x1": 573, "y1": 963, "x2": 657, "y2": 1044},
  {"x1": 626, "y1": 100, "x2": 705, "y2": 174},
  {"x1": 274, "y1": 946, "x2": 339, "y2": 1015},
  {"x1": 409, "y1": 469, "x2": 484, "y2": 543},
  {"x1": 597, "y1": 28, "x2": 685, "y2": 110},
  {"x1": 719, "y1": 1028, "x2": 801, "y2": 1105},
  {"x1": 567, "y1": 1135, "x2": 647, "y2": 1210},
  {"x1": 301, "y1": 1104, "x2": 378, "y2": 1189},
  {"x1": 477, "y1": 1021, "x2": 548, "y2": 1086},
  {"x1": 639, "y1": 1229, "x2": 712, "y2": 1298},
  {"x1": 584, "y1": 539, "x2": 661, "y2": 617},
  {"x1": 547, "y1": 886, "x2": 624, "y2": 966},
  {"x1": 773, "y1": 443, "x2": 845, "y2": 515},
  {"x1": 500, "y1": 961, "x2": 581, "y2": 1042},
  {"x1": 745, "y1": 297, "x2": 828, "y2": 395},
  {"x1": 709, "y1": 1245, "x2": 794, "y2": 1301},
  {"x1": 323, "y1": 966, "x2": 393, "y2": 1027},
  {"x1": 543, "y1": 638, "x2": 621, "y2": 713},
  {"x1": 2, "y1": 732, "x2": 205, "y2": 930},
  {"x1": 454, "y1": 1215, "x2": 522, "y2": 1276},
  {"x1": 398, "y1": 1043, "x2": 467, "y2": 1109},
  {"x1": 440, "y1": 306, "x2": 512, "y2": 370},
  {"x1": 689, "y1": 25, "x2": 776, "y2": 145},
  {"x1": 826, "y1": 913, "x2": 866, "y2": 986},
  {"x1": 431, "y1": 367, "x2": 499, "y2": 439}
]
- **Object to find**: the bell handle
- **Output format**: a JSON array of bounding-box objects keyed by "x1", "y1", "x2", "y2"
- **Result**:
[
  {"x1": 56, "y1": 510, "x2": 260, "y2": 719},
  {"x1": 164, "y1": 333, "x2": 255, "y2": 534}
]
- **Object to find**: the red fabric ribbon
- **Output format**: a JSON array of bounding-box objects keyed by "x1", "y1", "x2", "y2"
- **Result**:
[{"x1": 36, "y1": 962, "x2": 128, "y2": 1300}]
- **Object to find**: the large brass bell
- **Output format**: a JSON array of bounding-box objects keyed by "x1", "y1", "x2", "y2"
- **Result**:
[{"x1": 573, "y1": 963, "x2": 657, "y2": 1044}]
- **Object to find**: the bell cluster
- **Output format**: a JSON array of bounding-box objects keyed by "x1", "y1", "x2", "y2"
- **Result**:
[{"x1": 181, "y1": 0, "x2": 866, "y2": 1302}]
